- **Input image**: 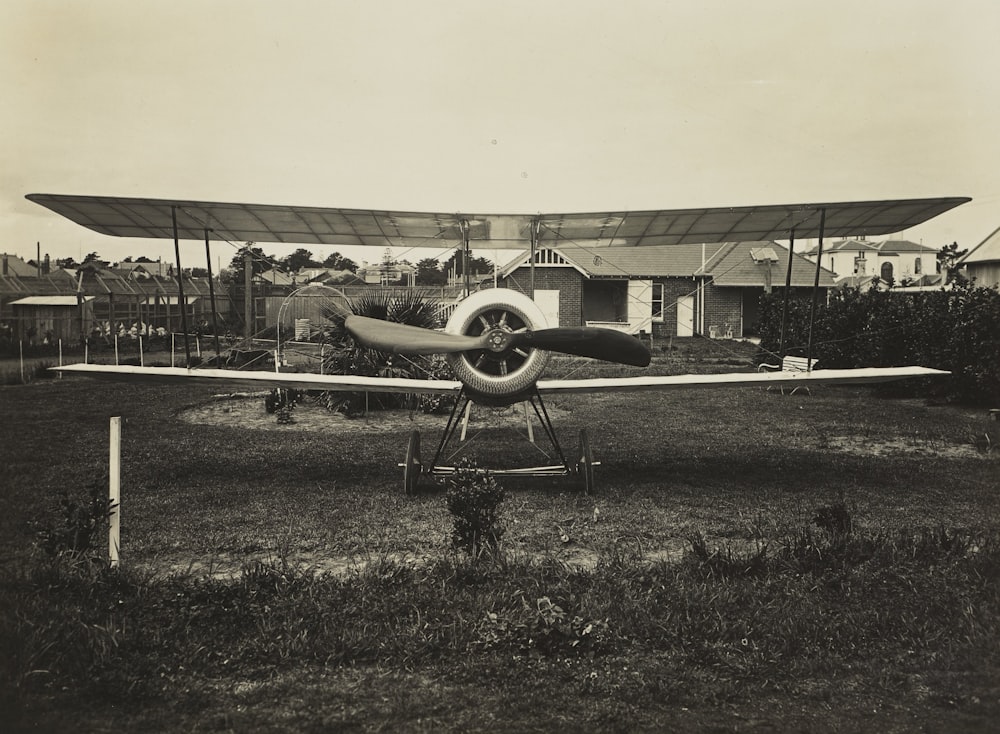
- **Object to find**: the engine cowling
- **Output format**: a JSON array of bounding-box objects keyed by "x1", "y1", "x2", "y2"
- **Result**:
[{"x1": 444, "y1": 289, "x2": 551, "y2": 403}]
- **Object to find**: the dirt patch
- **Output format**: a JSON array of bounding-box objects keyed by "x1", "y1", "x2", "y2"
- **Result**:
[
  {"x1": 824, "y1": 435, "x2": 989, "y2": 460},
  {"x1": 178, "y1": 393, "x2": 569, "y2": 434}
]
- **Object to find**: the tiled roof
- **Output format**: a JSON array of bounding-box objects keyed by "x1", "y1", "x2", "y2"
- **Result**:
[{"x1": 502, "y1": 242, "x2": 834, "y2": 288}]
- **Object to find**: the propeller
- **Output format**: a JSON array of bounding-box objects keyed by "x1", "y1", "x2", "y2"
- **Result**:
[{"x1": 345, "y1": 315, "x2": 651, "y2": 367}]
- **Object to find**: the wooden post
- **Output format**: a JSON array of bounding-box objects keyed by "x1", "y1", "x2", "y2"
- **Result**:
[
  {"x1": 114, "y1": 334, "x2": 119, "y2": 365},
  {"x1": 109, "y1": 417, "x2": 121, "y2": 568},
  {"x1": 58, "y1": 338, "x2": 63, "y2": 378},
  {"x1": 171, "y1": 333, "x2": 175, "y2": 368},
  {"x1": 138, "y1": 336, "x2": 144, "y2": 367},
  {"x1": 19, "y1": 340, "x2": 24, "y2": 383}
]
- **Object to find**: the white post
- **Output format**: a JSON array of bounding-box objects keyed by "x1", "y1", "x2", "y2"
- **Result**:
[
  {"x1": 58, "y1": 338, "x2": 63, "y2": 366},
  {"x1": 109, "y1": 416, "x2": 121, "y2": 568},
  {"x1": 84, "y1": 340, "x2": 89, "y2": 364},
  {"x1": 114, "y1": 334, "x2": 120, "y2": 365},
  {"x1": 320, "y1": 343, "x2": 325, "y2": 374},
  {"x1": 171, "y1": 333, "x2": 175, "y2": 368},
  {"x1": 196, "y1": 335, "x2": 201, "y2": 358},
  {"x1": 19, "y1": 340, "x2": 24, "y2": 383},
  {"x1": 138, "y1": 336, "x2": 144, "y2": 366},
  {"x1": 460, "y1": 400, "x2": 473, "y2": 441}
]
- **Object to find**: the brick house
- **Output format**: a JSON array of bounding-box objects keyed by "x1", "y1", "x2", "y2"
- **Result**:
[{"x1": 495, "y1": 242, "x2": 833, "y2": 339}]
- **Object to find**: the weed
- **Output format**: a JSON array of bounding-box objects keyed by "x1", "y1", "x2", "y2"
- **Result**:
[{"x1": 31, "y1": 476, "x2": 116, "y2": 562}]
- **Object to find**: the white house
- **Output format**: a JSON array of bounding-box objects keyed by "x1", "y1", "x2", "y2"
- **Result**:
[{"x1": 804, "y1": 239, "x2": 939, "y2": 286}]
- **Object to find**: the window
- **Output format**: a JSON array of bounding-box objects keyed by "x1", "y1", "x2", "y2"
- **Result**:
[
  {"x1": 914, "y1": 257, "x2": 922, "y2": 275},
  {"x1": 651, "y1": 283, "x2": 664, "y2": 322}
]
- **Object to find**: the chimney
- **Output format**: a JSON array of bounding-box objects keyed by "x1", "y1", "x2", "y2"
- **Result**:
[
  {"x1": 2, "y1": 254, "x2": 7, "y2": 276},
  {"x1": 42, "y1": 254, "x2": 50, "y2": 275}
]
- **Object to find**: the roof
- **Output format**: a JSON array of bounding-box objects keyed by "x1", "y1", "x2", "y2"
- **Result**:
[
  {"x1": 1, "y1": 254, "x2": 40, "y2": 277},
  {"x1": 803, "y1": 238, "x2": 936, "y2": 256},
  {"x1": 960, "y1": 226, "x2": 1000, "y2": 265},
  {"x1": 9, "y1": 295, "x2": 95, "y2": 306},
  {"x1": 27, "y1": 193, "x2": 970, "y2": 249},
  {"x1": 502, "y1": 241, "x2": 835, "y2": 287}
]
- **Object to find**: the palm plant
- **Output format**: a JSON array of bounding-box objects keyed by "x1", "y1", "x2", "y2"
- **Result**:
[{"x1": 320, "y1": 290, "x2": 454, "y2": 413}]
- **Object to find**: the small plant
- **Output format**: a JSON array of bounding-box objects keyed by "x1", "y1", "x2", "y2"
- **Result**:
[
  {"x1": 446, "y1": 459, "x2": 506, "y2": 556},
  {"x1": 33, "y1": 476, "x2": 116, "y2": 560},
  {"x1": 813, "y1": 500, "x2": 853, "y2": 539}
]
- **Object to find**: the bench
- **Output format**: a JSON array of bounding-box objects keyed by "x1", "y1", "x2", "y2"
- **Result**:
[{"x1": 757, "y1": 355, "x2": 819, "y2": 394}]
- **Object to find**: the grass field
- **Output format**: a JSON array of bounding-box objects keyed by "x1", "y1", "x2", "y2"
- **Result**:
[{"x1": 1, "y1": 346, "x2": 998, "y2": 732}]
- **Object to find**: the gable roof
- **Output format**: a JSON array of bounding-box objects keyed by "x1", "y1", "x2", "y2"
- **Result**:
[
  {"x1": 803, "y1": 238, "x2": 935, "y2": 256},
  {"x1": 1, "y1": 253, "x2": 41, "y2": 277},
  {"x1": 501, "y1": 242, "x2": 835, "y2": 287},
  {"x1": 960, "y1": 226, "x2": 1000, "y2": 265}
]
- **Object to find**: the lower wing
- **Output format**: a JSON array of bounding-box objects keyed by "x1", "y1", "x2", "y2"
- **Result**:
[
  {"x1": 537, "y1": 366, "x2": 948, "y2": 394},
  {"x1": 52, "y1": 363, "x2": 946, "y2": 395},
  {"x1": 51, "y1": 363, "x2": 463, "y2": 394}
]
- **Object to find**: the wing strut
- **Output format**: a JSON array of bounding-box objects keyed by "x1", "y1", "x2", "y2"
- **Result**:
[
  {"x1": 171, "y1": 206, "x2": 192, "y2": 366},
  {"x1": 203, "y1": 228, "x2": 223, "y2": 360},
  {"x1": 779, "y1": 227, "x2": 796, "y2": 356},
  {"x1": 806, "y1": 208, "x2": 827, "y2": 368}
]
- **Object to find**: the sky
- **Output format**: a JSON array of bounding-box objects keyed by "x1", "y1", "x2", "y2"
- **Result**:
[{"x1": 2, "y1": 0, "x2": 999, "y2": 270}]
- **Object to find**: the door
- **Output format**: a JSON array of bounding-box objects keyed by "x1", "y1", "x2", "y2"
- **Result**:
[
  {"x1": 533, "y1": 290, "x2": 560, "y2": 328},
  {"x1": 676, "y1": 295, "x2": 695, "y2": 337},
  {"x1": 627, "y1": 280, "x2": 652, "y2": 333}
]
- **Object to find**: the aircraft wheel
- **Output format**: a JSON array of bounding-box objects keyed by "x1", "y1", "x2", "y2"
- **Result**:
[
  {"x1": 404, "y1": 430, "x2": 422, "y2": 495},
  {"x1": 577, "y1": 429, "x2": 595, "y2": 495}
]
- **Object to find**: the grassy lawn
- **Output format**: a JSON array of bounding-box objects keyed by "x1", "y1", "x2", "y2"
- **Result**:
[{"x1": 1, "y1": 350, "x2": 998, "y2": 732}]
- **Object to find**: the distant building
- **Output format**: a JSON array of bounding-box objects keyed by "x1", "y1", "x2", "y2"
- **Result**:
[
  {"x1": 357, "y1": 260, "x2": 416, "y2": 286},
  {"x1": 803, "y1": 239, "x2": 939, "y2": 286},
  {"x1": 0, "y1": 253, "x2": 40, "y2": 278},
  {"x1": 958, "y1": 227, "x2": 1000, "y2": 288}
]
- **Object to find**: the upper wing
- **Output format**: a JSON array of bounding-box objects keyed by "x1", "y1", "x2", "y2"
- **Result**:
[
  {"x1": 537, "y1": 366, "x2": 949, "y2": 394},
  {"x1": 27, "y1": 194, "x2": 969, "y2": 249},
  {"x1": 53, "y1": 363, "x2": 462, "y2": 394}
]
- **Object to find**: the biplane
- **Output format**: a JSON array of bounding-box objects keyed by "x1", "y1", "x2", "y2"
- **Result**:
[{"x1": 28, "y1": 193, "x2": 966, "y2": 492}]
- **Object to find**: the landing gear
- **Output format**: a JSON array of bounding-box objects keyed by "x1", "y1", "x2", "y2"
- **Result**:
[
  {"x1": 577, "y1": 429, "x2": 595, "y2": 495},
  {"x1": 403, "y1": 430, "x2": 422, "y2": 495},
  {"x1": 399, "y1": 388, "x2": 599, "y2": 494}
]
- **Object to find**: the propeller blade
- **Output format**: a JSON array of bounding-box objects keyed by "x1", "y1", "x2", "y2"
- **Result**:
[
  {"x1": 513, "y1": 327, "x2": 652, "y2": 367},
  {"x1": 345, "y1": 315, "x2": 489, "y2": 355}
]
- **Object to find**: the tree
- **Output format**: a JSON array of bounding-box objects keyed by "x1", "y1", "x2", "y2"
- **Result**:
[
  {"x1": 82, "y1": 252, "x2": 102, "y2": 265},
  {"x1": 322, "y1": 251, "x2": 359, "y2": 273},
  {"x1": 937, "y1": 242, "x2": 969, "y2": 285},
  {"x1": 281, "y1": 248, "x2": 321, "y2": 272},
  {"x1": 442, "y1": 249, "x2": 493, "y2": 279},
  {"x1": 415, "y1": 257, "x2": 447, "y2": 285},
  {"x1": 226, "y1": 244, "x2": 274, "y2": 283}
]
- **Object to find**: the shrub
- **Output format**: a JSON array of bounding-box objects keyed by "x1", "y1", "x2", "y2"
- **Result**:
[
  {"x1": 757, "y1": 283, "x2": 1000, "y2": 403},
  {"x1": 446, "y1": 459, "x2": 506, "y2": 556}
]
